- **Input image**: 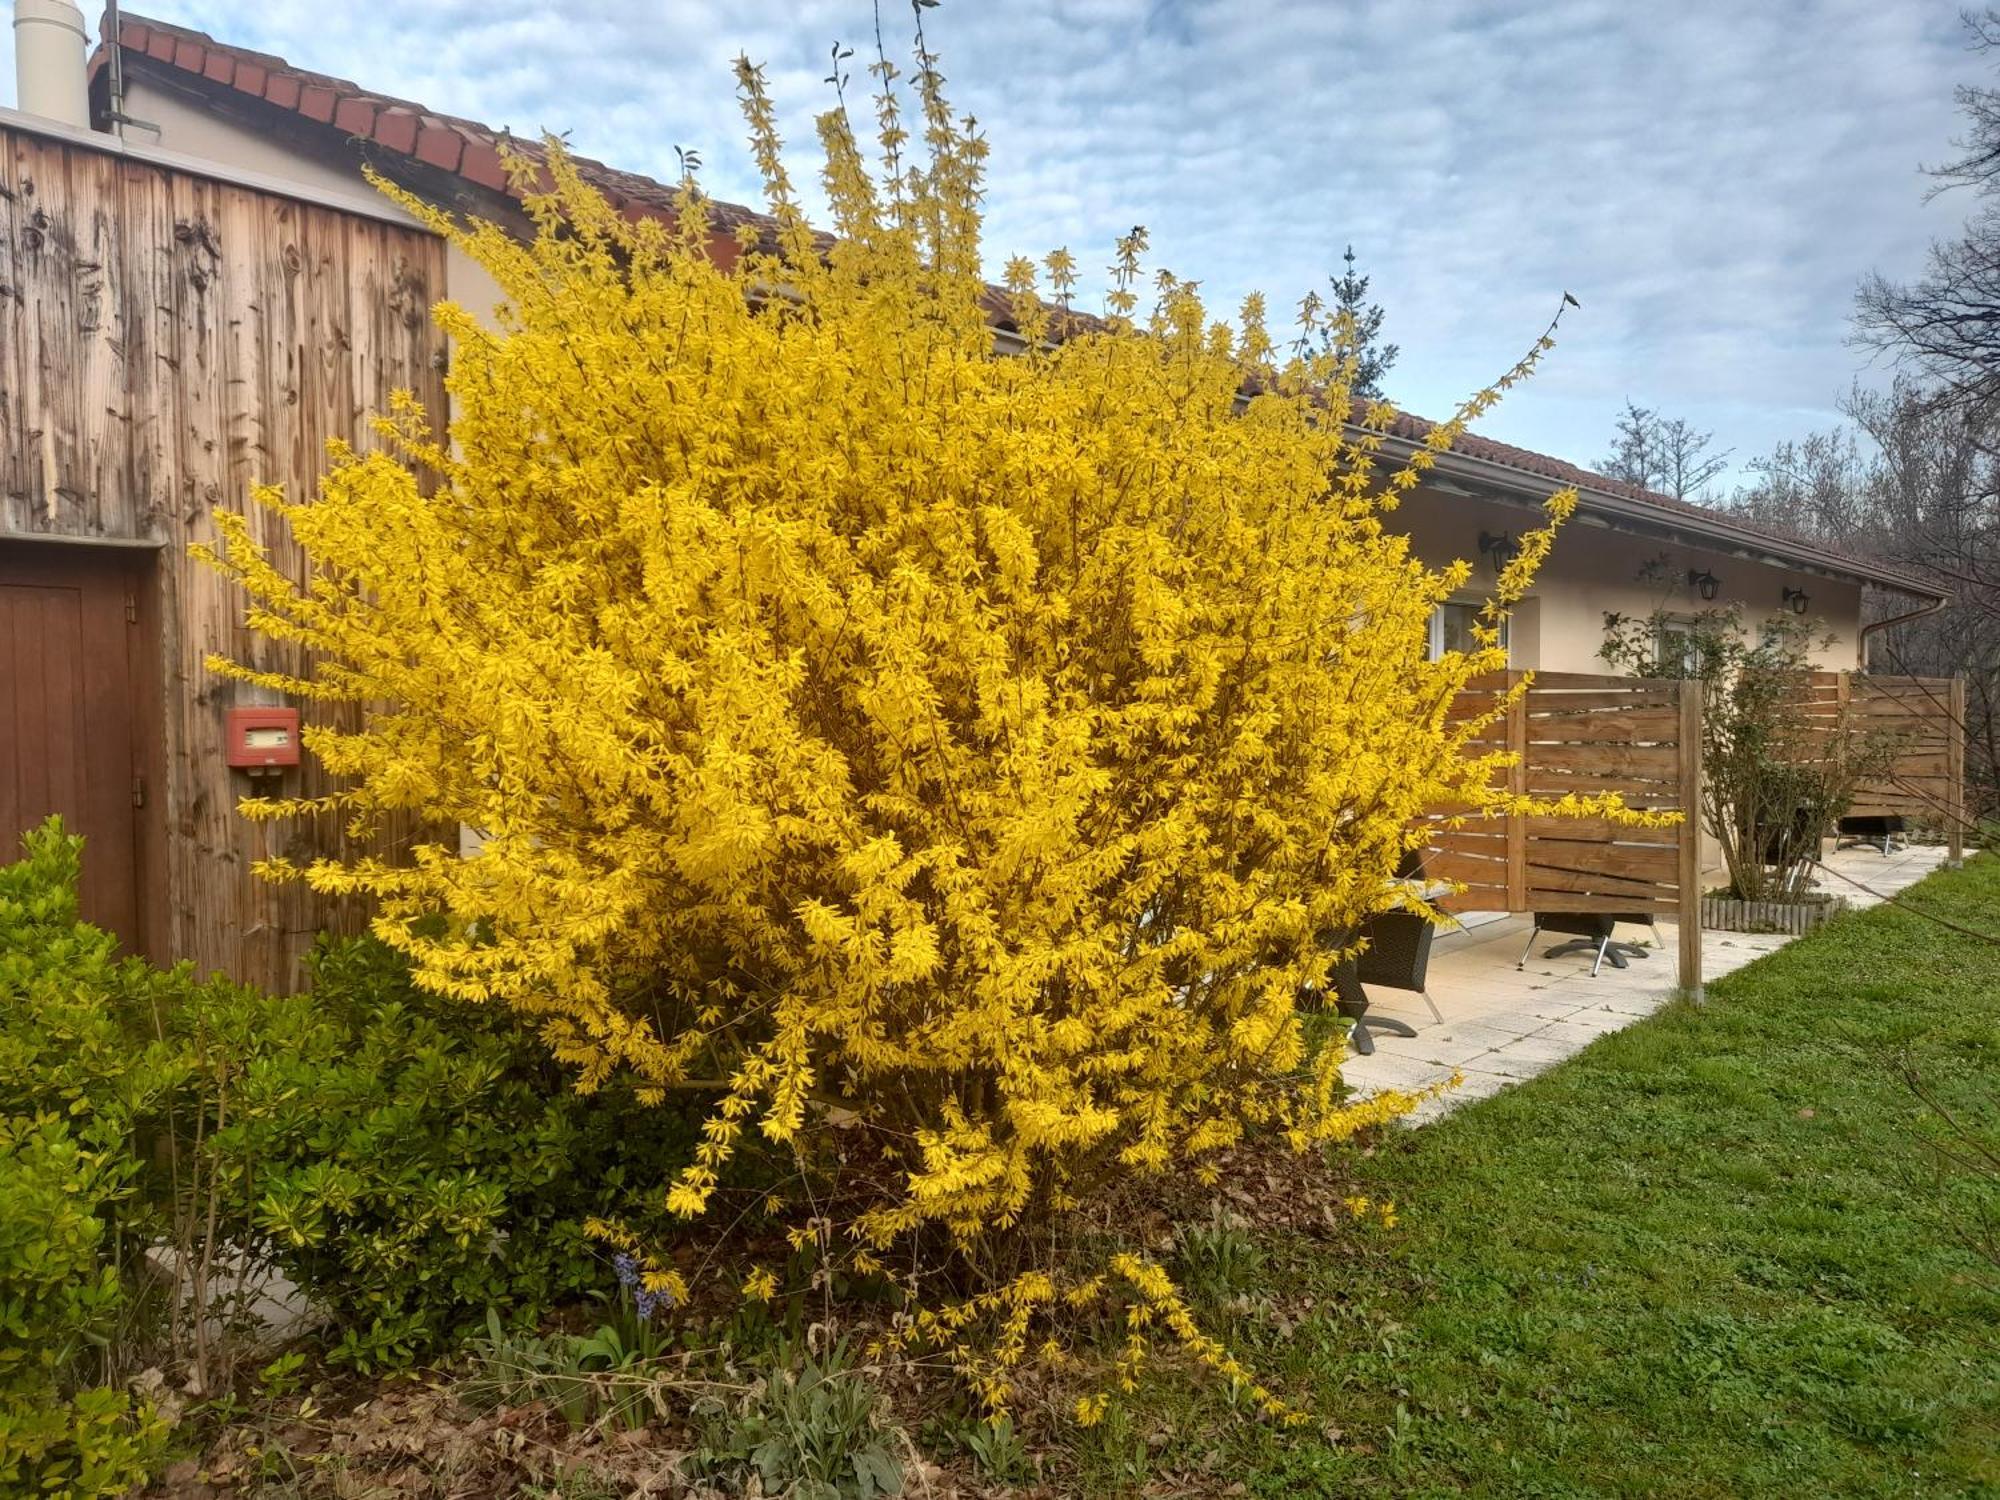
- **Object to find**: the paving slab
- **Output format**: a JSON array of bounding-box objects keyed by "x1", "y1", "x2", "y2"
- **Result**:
[{"x1": 1342, "y1": 843, "x2": 1957, "y2": 1125}]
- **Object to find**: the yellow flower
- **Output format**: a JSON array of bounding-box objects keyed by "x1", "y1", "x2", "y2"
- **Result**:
[{"x1": 198, "y1": 25, "x2": 1621, "y2": 1418}]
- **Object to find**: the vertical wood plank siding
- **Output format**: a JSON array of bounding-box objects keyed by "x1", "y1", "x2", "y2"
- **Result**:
[{"x1": 0, "y1": 123, "x2": 447, "y2": 990}]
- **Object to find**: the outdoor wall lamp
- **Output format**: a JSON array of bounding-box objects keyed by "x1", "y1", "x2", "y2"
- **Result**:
[
  {"x1": 1783, "y1": 587, "x2": 1811, "y2": 615},
  {"x1": 1479, "y1": 531, "x2": 1519, "y2": 574},
  {"x1": 1686, "y1": 569, "x2": 1721, "y2": 601}
]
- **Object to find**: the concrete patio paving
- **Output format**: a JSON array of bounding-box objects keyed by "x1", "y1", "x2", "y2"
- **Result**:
[{"x1": 1345, "y1": 842, "x2": 1958, "y2": 1125}]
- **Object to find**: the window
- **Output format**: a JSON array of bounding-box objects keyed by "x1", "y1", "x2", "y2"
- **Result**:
[
  {"x1": 1428, "y1": 601, "x2": 1508, "y2": 663},
  {"x1": 1656, "y1": 618, "x2": 1698, "y2": 677}
]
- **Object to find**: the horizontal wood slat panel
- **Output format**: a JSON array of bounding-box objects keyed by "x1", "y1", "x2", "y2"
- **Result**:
[
  {"x1": 1522, "y1": 865, "x2": 1677, "y2": 901},
  {"x1": 1514, "y1": 671, "x2": 1656, "y2": 690},
  {"x1": 1426, "y1": 671, "x2": 1697, "y2": 926},
  {"x1": 1524, "y1": 709, "x2": 1683, "y2": 743},
  {"x1": 1525, "y1": 840, "x2": 1680, "y2": 879},
  {"x1": 1519, "y1": 816, "x2": 1679, "y2": 846},
  {"x1": 1425, "y1": 851, "x2": 1510, "y2": 883},
  {"x1": 1510, "y1": 891, "x2": 1676, "y2": 915},
  {"x1": 1798, "y1": 674, "x2": 1965, "y2": 829},
  {"x1": 1521, "y1": 775, "x2": 1680, "y2": 804},
  {"x1": 1529, "y1": 743, "x2": 1682, "y2": 776},
  {"x1": 1526, "y1": 692, "x2": 1683, "y2": 714}
]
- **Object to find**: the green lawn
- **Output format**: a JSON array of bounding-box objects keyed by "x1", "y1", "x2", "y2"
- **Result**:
[{"x1": 1090, "y1": 857, "x2": 2000, "y2": 1497}]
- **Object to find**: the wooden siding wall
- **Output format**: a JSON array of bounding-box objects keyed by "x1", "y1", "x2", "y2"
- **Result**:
[
  {"x1": 1426, "y1": 671, "x2": 1703, "y2": 991},
  {"x1": 0, "y1": 123, "x2": 447, "y2": 989},
  {"x1": 1802, "y1": 672, "x2": 1967, "y2": 860}
]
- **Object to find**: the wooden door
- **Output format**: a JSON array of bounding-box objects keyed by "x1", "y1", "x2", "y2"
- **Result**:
[{"x1": 0, "y1": 544, "x2": 152, "y2": 944}]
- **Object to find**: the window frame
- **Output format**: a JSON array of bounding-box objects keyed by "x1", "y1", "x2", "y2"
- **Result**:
[
  {"x1": 1427, "y1": 597, "x2": 1510, "y2": 664},
  {"x1": 1655, "y1": 615, "x2": 1699, "y2": 677}
]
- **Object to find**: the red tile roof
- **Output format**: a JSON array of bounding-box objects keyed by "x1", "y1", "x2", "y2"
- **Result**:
[
  {"x1": 97, "y1": 11, "x2": 786, "y2": 254},
  {"x1": 93, "y1": 10, "x2": 1945, "y2": 601}
]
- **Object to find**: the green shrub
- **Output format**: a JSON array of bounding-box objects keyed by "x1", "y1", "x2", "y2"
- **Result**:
[
  {"x1": 184, "y1": 935, "x2": 695, "y2": 1370},
  {"x1": 0, "y1": 823, "x2": 176, "y2": 1497},
  {"x1": 0, "y1": 813, "x2": 701, "y2": 1463}
]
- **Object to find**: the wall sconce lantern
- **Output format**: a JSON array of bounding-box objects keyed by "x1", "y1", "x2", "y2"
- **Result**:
[
  {"x1": 1783, "y1": 587, "x2": 1811, "y2": 616},
  {"x1": 1686, "y1": 568, "x2": 1721, "y2": 602},
  {"x1": 1478, "y1": 531, "x2": 1519, "y2": 575}
]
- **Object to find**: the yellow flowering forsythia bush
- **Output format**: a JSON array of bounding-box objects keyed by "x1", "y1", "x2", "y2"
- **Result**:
[{"x1": 199, "y1": 39, "x2": 1644, "y2": 1416}]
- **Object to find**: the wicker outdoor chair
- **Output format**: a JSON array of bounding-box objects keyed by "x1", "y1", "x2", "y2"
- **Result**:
[
  {"x1": 1329, "y1": 909, "x2": 1446, "y2": 1054},
  {"x1": 1311, "y1": 851, "x2": 1445, "y2": 1057}
]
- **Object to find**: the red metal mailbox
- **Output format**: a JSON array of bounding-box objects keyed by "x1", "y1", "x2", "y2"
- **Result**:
[{"x1": 225, "y1": 707, "x2": 300, "y2": 770}]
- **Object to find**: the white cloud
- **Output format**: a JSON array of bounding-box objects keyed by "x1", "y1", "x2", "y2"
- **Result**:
[{"x1": 0, "y1": 0, "x2": 1978, "y2": 486}]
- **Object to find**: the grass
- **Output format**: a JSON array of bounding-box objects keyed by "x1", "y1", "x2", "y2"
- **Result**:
[{"x1": 1085, "y1": 856, "x2": 2000, "y2": 1498}]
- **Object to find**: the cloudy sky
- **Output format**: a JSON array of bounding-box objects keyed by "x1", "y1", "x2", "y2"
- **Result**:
[{"x1": 3, "y1": 1, "x2": 1981, "y2": 489}]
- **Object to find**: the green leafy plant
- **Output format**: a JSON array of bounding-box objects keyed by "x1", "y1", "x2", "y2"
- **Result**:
[
  {"x1": 0, "y1": 820, "x2": 178, "y2": 1496},
  {"x1": 465, "y1": 1306, "x2": 676, "y2": 1433},
  {"x1": 1070, "y1": 1398, "x2": 1151, "y2": 1489},
  {"x1": 1601, "y1": 610, "x2": 1900, "y2": 902},
  {"x1": 691, "y1": 1339, "x2": 904, "y2": 1499},
  {"x1": 0, "y1": 1118, "x2": 172, "y2": 1497},
  {"x1": 1175, "y1": 1208, "x2": 1267, "y2": 1308},
  {"x1": 961, "y1": 1413, "x2": 1031, "y2": 1483},
  {"x1": 255, "y1": 1351, "x2": 309, "y2": 1400}
]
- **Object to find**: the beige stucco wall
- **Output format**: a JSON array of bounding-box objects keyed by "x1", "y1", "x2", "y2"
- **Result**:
[
  {"x1": 123, "y1": 80, "x2": 507, "y2": 332},
  {"x1": 1395, "y1": 484, "x2": 1865, "y2": 674}
]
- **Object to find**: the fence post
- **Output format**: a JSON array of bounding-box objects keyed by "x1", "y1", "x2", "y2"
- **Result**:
[
  {"x1": 1949, "y1": 676, "x2": 1967, "y2": 866},
  {"x1": 1505, "y1": 671, "x2": 1528, "y2": 911},
  {"x1": 1677, "y1": 678, "x2": 1704, "y2": 1001}
]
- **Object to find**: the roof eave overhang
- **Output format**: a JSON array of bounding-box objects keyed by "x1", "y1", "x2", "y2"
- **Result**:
[
  {"x1": 0, "y1": 101, "x2": 417, "y2": 226},
  {"x1": 1382, "y1": 433, "x2": 1951, "y2": 606}
]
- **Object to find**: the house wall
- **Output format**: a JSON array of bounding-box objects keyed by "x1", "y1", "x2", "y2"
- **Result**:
[
  {"x1": 121, "y1": 79, "x2": 509, "y2": 332},
  {"x1": 1395, "y1": 485, "x2": 1865, "y2": 673},
  {"x1": 0, "y1": 117, "x2": 448, "y2": 988}
]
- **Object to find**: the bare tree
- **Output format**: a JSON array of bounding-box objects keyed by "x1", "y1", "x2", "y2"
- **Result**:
[
  {"x1": 1599, "y1": 399, "x2": 1733, "y2": 500},
  {"x1": 1853, "y1": 10, "x2": 2000, "y2": 408},
  {"x1": 1726, "y1": 380, "x2": 2000, "y2": 821},
  {"x1": 1727, "y1": 425, "x2": 1871, "y2": 539}
]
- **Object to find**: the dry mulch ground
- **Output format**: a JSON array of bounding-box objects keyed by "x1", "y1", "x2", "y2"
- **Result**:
[{"x1": 142, "y1": 1133, "x2": 1388, "y2": 1499}]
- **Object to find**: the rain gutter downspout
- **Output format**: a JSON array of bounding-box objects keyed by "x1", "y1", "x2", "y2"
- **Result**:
[{"x1": 1859, "y1": 593, "x2": 1950, "y2": 670}]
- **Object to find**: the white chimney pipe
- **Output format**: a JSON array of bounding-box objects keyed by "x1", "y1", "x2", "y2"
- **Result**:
[{"x1": 14, "y1": 0, "x2": 92, "y2": 130}]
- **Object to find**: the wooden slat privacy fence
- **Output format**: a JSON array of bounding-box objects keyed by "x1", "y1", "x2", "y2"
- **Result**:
[
  {"x1": 1425, "y1": 671, "x2": 1703, "y2": 994},
  {"x1": 1798, "y1": 672, "x2": 1967, "y2": 861}
]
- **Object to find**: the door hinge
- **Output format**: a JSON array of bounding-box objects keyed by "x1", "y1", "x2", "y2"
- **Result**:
[
  {"x1": 124, "y1": 589, "x2": 137, "y2": 624},
  {"x1": 131, "y1": 776, "x2": 146, "y2": 809}
]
